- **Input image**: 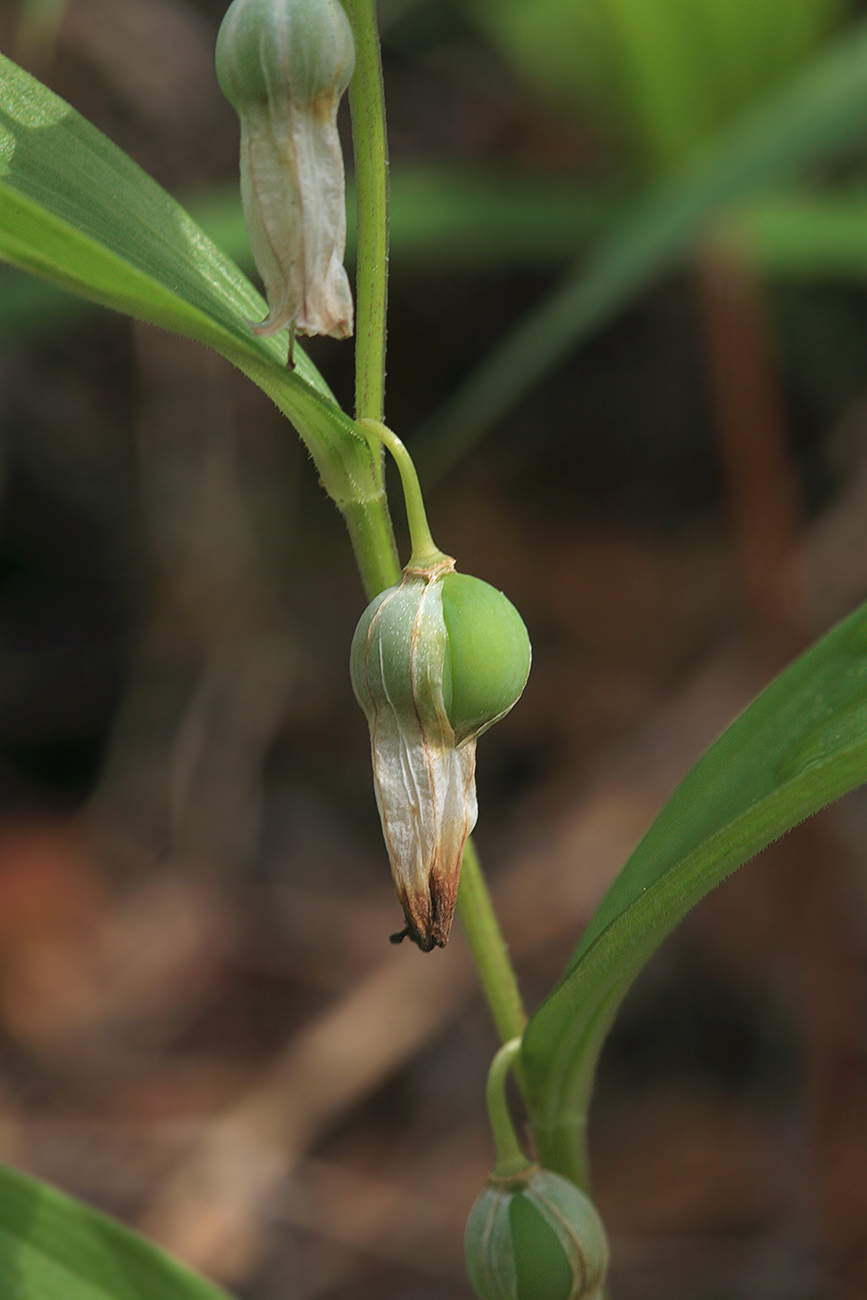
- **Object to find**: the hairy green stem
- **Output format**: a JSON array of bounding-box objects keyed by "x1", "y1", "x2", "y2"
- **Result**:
[
  {"x1": 342, "y1": 493, "x2": 401, "y2": 599},
  {"x1": 458, "y1": 838, "x2": 528, "y2": 1046},
  {"x1": 344, "y1": 0, "x2": 389, "y2": 434}
]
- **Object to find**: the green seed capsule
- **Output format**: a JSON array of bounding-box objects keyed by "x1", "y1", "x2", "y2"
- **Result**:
[
  {"x1": 216, "y1": 0, "x2": 353, "y2": 109},
  {"x1": 350, "y1": 559, "x2": 531, "y2": 950},
  {"x1": 215, "y1": 0, "x2": 355, "y2": 344},
  {"x1": 465, "y1": 1168, "x2": 609, "y2": 1300}
]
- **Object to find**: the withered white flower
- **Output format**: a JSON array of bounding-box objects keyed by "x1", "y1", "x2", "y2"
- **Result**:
[
  {"x1": 351, "y1": 560, "x2": 531, "y2": 952},
  {"x1": 216, "y1": 0, "x2": 355, "y2": 353},
  {"x1": 351, "y1": 562, "x2": 477, "y2": 952}
]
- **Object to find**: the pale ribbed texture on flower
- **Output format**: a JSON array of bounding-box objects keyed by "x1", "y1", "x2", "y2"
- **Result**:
[
  {"x1": 216, "y1": 0, "x2": 355, "y2": 342},
  {"x1": 351, "y1": 570, "x2": 479, "y2": 952}
]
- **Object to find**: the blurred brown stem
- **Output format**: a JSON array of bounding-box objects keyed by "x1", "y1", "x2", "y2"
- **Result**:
[{"x1": 695, "y1": 245, "x2": 806, "y2": 655}]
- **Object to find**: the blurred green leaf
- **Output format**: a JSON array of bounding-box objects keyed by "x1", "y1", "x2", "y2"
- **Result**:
[
  {"x1": 416, "y1": 19, "x2": 867, "y2": 482},
  {"x1": 468, "y1": 0, "x2": 843, "y2": 169},
  {"x1": 0, "y1": 169, "x2": 621, "y2": 336},
  {"x1": 13, "y1": 0, "x2": 72, "y2": 66},
  {"x1": 0, "y1": 1162, "x2": 232, "y2": 1300},
  {"x1": 523, "y1": 598, "x2": 867, "y2": 1186},
  {"x1": 728, "y1": 190, "x2": 867, "y2": 279},
  {"x1": 9, "y1": 171, "x2": 867, "y2": 343},
  {"x1": 384, "y1": 169, "x2": 621, "y2": 266}
]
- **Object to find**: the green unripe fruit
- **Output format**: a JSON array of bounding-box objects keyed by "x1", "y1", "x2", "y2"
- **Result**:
[
  {"x1": 216, "y1": 0, "x2": 354, "y2": 111},
  {"x1": 508, "y1": 1191, "x2": 574, "y2": 1300},
  {"x1": 440, "y1": 572, "x2": 532, "y2": 745},
  {"x1": 465, "y1": 1168, "x2": 609, "y2": 1300}
]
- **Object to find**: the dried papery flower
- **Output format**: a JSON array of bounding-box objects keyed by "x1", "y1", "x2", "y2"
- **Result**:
[
  {"x1": 351, "y1": 560, "x2": 531, "y2": 951},
  {"x1": 216, "y1": 0, "x2": 355, "y2": 352}
]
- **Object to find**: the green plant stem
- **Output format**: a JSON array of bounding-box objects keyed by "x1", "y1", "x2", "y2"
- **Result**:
[
  {"x1": 342, "y1": 494, "x2": 401, "y2": 598},
  {"x1": 486, "y1": 1038, "x2": 532, "y2": 1178},
  {"x1": 458, "y1": 838, "x2": 528, "y2": 1046},
  {"x1": 344, "y1": 0, "x2": 389, "y2": 434},
  {"x1": 341, "y1": 0, "x2": 525, "y2": 1062},
  {"x1": 359, "y1": 419, "x2": 447, "y2": 568}
]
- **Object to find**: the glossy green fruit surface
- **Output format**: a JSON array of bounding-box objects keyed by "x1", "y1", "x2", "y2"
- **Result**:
[
  {"x1": 464, "y1": 1168, "x2": 609, "y2": 1300},
  {"x1": 440, "y1": 572, "x2": 531, "y2": 744}
]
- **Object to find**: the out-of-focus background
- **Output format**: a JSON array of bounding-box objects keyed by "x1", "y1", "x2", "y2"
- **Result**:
[{"x1": 3, "y1": 0, "x2": 867, "y2": 1296}]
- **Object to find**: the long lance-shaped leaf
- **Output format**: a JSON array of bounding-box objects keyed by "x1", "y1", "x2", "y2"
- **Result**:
[
  {"x1": 522, "y1": 598, "x2": 867, "y2": 1187},
  {"x1": 415, "y1": 18, "x2": 867, "y2": 482},
  {"x1": 0, "y1": 1162, "x2": 233, "y2": 1300},
  {"x1": 0, "y1": 52, "x2": 380, "y2": 508}
]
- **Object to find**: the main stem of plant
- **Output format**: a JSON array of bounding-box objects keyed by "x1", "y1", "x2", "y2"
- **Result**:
[{"x1": 342, "y1": 0, "x2": 526, "y2": 1049}]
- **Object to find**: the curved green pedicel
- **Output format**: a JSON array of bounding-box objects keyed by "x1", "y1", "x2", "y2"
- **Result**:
[{"x1": 441, "y1": 572, "x2": 532, "y2": 745}]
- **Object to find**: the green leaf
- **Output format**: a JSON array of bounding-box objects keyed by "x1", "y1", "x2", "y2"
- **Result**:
[
  {"x1": 12, "y1": 170, "x2": 867, "y2": 342},
  {"x1": 0, "y1": 51, "x2": 378, "y2": 507},
  {"x1": 468, "y1": 0, "x2": 842, "y2": 166},
  {"x1": 0, "y1": 1162, "x2": 232, "y2": 1300},
  {"x1": 416, "y1": 18, "x2": 867, "y2": 482},
  {"x1": 385, "y1": 169, "x2": 620, "y2": 267},
  {"x1": 0, "y1": 55, "x2": 274, "y2": 373},
  {"x1": 522, "y1": 598, "x2": 867, "y2": 1187}
]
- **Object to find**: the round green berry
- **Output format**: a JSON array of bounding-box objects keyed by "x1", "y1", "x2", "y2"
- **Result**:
[
  {"x1": 440, "y1": 572, "x2": 531, "y2": 744},
  {"x1": 464, "y1": 1168, "x2": 609, "y2": 1300}
]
